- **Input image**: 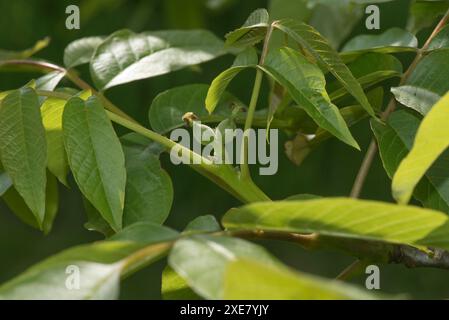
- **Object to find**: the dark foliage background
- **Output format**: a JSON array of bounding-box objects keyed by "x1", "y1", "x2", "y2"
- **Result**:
[{"x1": 0, "y1": 0, "x2": 448, "y2": 299}]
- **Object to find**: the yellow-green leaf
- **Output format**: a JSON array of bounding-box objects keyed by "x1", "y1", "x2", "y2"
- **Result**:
[
  {"x1": 223, "y1": 197, "x2": 449, "y2": 251},
  {"x1": 392, "y1": 91, "x2": 449, "y2": 204}
]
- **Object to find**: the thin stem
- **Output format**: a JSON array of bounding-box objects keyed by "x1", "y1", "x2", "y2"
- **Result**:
[
  {"x1": 241, "y1": 24, "x2": 274, "y2": 180},
  {"x1": 350, "y1": 141, "x2": 378, "y2": 198},
  {"x1": 106, "y1": 111, "x2": 177, "y2": 151},
  {"x1": 65, "y1": 70, "x2": 137, "y2": 123},
  {"x1": 0, "y1": 59, "x2": 65, "y2": 72},
  {"x1": 107, "y1": 110, "x2": 270, "y2": 203},
  {"x1": 0, "y1": 59, "x2": 136, "y2": 123},
  {"x1": 350, "y1": 9, "x2": 449, "y2": 198},
  {"x1": 335, "y1": 259, "x2": 364, "y2": 281},
  {"x1": 36, "y1": 84, "x2": 270, "y2": 203},
  {"x1": 230, "y1": 229, "x2": 449, "y2": 271},
  {"x1": 241, "y1": 69, "x2": 264, "y2": 180}
]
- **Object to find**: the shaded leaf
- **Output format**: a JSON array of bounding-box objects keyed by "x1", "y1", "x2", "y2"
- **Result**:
[
  {"x1": 184, "y1": 215, "x2": 222, "y2": 234},
  {"x1": 2, "y1": 171, "x2": 59, "y2": 234},
  {"x1": 329, "y1": 53, "x2": 402, "y2": 102},
  {"x1": 341, "y1": 28, "x2": 418, "y2": 59},
  {"x1": 0, "y1": 37, "x2": 50, "y2": 60},
  {"x1": 407, "y1": 0, "x2": 449, "y2": 34},
  {"x1": 121, "y1": 133, "x2": 173, "y2": 226},
  {"x1": 149, "y1": 84, "x2": 237, "y2": 134}
]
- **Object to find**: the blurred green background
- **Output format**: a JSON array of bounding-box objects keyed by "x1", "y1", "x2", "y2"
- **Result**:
[{"x1": 0, "y1": 0, "x2": 448, "y2": 299}]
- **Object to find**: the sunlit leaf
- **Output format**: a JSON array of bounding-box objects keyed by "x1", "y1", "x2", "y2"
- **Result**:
[
  {"x1": 62, "y1": 96, "x2": 126, "y2": 231},
  {"x1": 0, "y1": 87, "x2": 47, "y2": 227},
  {"x1": 224, "y1": 259, "x2": 376, "y2": 300},
  {"x1": 392, "y1": 91, "x2": 449, "y2": 205},
  {"x1": 274, "y1": 19, "x2": 375, "y2": 116},
  {"x1": 223, "y1": 197, "x2": 449, "y2": 251},
  {"x1": 169, "y1": 235, "x2": 280, "y2": 299},
  {"x1": 90, "y1": 29, "x2": 226, "y2": 90},
  {"x1": 205, "y1": 47, "x2": 257, "y2": 114},
  {"x1": 0, "y1": 223, "x2": 178, "y2": 299},
  {"x1": 64, "y1": 36, "x2": 105, "y2": 68},
  {"x1": 372, "y1": 110, "x2": 449, "y2": 214},
  {"x1": 260, "y1": 47, "x2": 359, "y2": 149},
  {"x1": 225, "y1": 8, "x2": 270, "y2": 47}
]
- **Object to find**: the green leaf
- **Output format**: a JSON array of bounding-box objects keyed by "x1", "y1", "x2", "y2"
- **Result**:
[
  {"x1": 0, "y1": 87, "x2": 47, "y2": 227},
  {"x1": 223, "y1": 259, "x2": 376, "y2": 300},
  {"x1": 329, "y1": 53, "x2": 402, "y2": 102},
  {"x1": 407, "y1": 0, "x2": 449, "y2": 34},
  {"x1": 274, "y1": 19, "x2": 375, "y2": 117},
  {"x1": 108, "y1": 222, "x2": 178, "y2": 243},
  {"x1": 162, "y1": 266, "x2": 201, "y2": 300},
  {"x1": 90, "y1": 29, "x2": 225, "y2": 90},
  {"x1": 392, "y1": 91, "x2": 449, "y2": 205},
  {"x1": 223, "y1": 197, "x2": 449, "y2": 251},
  {"x1": 428, "y1": 24, "x2": 449, "y2": 51},
  {"x1": 0, "y1": 223, "x2": 178, "y2": 299},
  {"x1": 161, "y1": 215, "x2": 221, "y2": 300},
  {"x1": 184, "y1": 215, "x2": 222, "y2": 234},
  {"x1": 372, "y1": 110, "x2": 449, "y2": 214},
  {"x1": 0, "y1": 37, "x2": 50, "y2": 60},
  {"x1": 36, "y1": 71, "x2": 66, "y2": 92},
  {"x1": 341, "y1": 28, "x2": 418, "y2": 59},
  {"x1": 120, "y1": 133, "x2": 173, "y2": 226},
  {"x1": 83, "y1": 196, "x2": 115, "y2": 237},
  {"x1": 391, "y1": 50, "x2": 449, "y2": 115},
  {"x1": 2, "y1": 171, "x2": 59, "y2": 234},
  {"x1": 168, "y1": 235, "x2": 280, "y2": 299},
  {"x1": 41, "y1": 98, "x2": 70, "y2": 186},
  {"x1": 284, "y1": 87, "x2": 384, "y2": 166},
  {"x1": 307, "y1": 1, "x2": 364, "y2": 49},
  {"x1": 225, "y1": 8, "x2": 270, "y2": 47},
  {"x1": 62, "y1": 96, "x2": 126, "y2": 231},
  {"x1": 0, "y1": 170, "x2": 12, "y2": 196},
  {"x1": 64, "y1": 36, "x2": 105, "y2": 68},
  {"x1": 260, "y1": 47, "x2": 359, "y2": 149},
  {"x1": 205, "y1": 47, "x2": 257, "y2": 114},
  {"x1": 149, "y1": 84, "x2": 237, "y2": 134}
]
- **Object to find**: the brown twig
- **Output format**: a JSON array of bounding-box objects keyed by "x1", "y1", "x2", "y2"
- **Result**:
[
  {"x1": 350, "y1": 8, "x2": 449, "y2": 199},
  {"x1": 230, "y1": 229, "x2": 449, "y2": 271}
]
